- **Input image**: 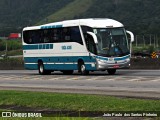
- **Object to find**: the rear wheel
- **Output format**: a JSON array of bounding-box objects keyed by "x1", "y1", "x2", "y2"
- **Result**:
[
  {"x1": 107, "y1": 69, "x2": 116, "y2": 75},
  {"x1": 79, "y1": 62, "x2": 89, "y2": 75},
  {"x1": 38, "y1": 62, "x2": 51, "y2": 75},
  {"x1": 62, "y1": 70, "x2": 74, "y2": 75}
]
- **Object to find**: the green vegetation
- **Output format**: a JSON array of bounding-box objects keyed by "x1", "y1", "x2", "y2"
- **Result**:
[
  {"x1": 0, "y1": 39, "x2": 22, "y2": 51},
  {"x1": 0, "y1": 0, "x2": 73, "y2": 35},
  {"x1": 132, "y1": 45, "x2": 157, "y2": 53},
  {"x1": 38, "y1": 0, "x2": 93, "y2": 24},
  {"x1": 1, "y1": 0, "x2": 160, "y2": 36},
  {"x1": 0, "y1": 0, "x2": 160, "y2": 55},
  {"x1": 80, "y1": 0, "x2": 160, "y2": 35},
  {"x1": 0, "y1": 39, "x2": 22, "y2": 56},
  {"x1": 0, "y1": 49, "x2": 22, "y2": 56},
  {"x1": 27, "y1": 0, "x2": 160, "y2": 36},
  {"x1": 0, "y1": 57, "x2": 23, "y2": 63},
  {"x1": 0, "y1": 91, "x2": 160, "y2": 111}
]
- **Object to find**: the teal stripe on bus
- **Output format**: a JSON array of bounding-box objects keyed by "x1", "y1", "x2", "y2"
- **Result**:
[
  {"x1": 23, "y1": 44, "x2": 53, "y2": 50},
  {"x1": 24, "y1": 56, "x2": 96, "y2": 63},
  {"x1": 114, "y1": 55, "x2": 130, "y2": 61},
  {"x1": 96, "y1": 55, "x2": 130, "y2": 61},
  {"x1": 41, "y1": 25, "x2": 63, "y2": 29},
  {"x1": 23, "y1": 45, "x2": 38, "y2": 50},
  {"x1": 24, "y1": 63, "x2": 96, "y2": 71},
  {"x1": 24, "y1": 56, "x2": 97, "y2": 71}
]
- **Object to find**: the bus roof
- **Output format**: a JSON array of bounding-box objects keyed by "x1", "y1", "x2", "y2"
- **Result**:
[{"x1": 23, "y1": 18, "x2": 124, "y2": 31}]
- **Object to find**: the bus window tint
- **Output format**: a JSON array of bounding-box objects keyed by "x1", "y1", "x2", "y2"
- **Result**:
[
  {"x1": 62, "y1": 28, "x2": 71, "y2": 41},
  {"x1": 23, "y1": 31, "x2": 29, "y2": 43},
  {"x1": 70, "y1": 27, "x2": 83, "y2": 45},
  {"x1": 23, "y1": 26, "x2": 83, "y2": 44},
  {"x1": 81, "y1": 26, "x2": 93, "y2": 34},
  {"x1": 51, "y1": 29, "x2": 61, "y2": 42},
  {"x1": 23, "y1": 30, "x2": 41, "y2": 44},
  {"x1": 43, "y1": 30, "x2": 50, "y2": 43}
]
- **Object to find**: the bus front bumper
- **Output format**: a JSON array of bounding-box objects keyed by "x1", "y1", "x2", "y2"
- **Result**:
[{"x1": 96, "y1": 59, "x2": 130, "y2": 70}]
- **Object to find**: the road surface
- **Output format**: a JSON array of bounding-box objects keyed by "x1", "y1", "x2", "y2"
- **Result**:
[{"x1": 0, "y1": 70, "x2": 160, "y2": 99}]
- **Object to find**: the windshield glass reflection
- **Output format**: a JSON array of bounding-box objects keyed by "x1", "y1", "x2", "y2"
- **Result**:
[{"x1": 94, "y1": 28, "x2": 129, "y2": 57}]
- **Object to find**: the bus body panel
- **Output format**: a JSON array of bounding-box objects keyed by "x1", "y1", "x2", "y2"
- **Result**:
[{"x1": 23, "y1": 42, "x2": 97, "y2": 71}]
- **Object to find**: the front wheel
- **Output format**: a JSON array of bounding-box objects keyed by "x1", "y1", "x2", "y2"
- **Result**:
[
  {"x1": 107, "y1": 69, "x2": 116, "y2": 75},
  {"x1": 79, "y1": 62, "x2": 89, "y2": 75}
]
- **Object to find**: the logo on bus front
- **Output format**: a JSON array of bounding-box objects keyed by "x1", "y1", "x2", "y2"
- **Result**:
[{"x1": 108, "y1": 58, "x2": 114, "y2": 61}]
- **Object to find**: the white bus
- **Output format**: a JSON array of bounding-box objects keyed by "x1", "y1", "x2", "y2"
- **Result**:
[{"x1": 22, "y1": 18, "x2": 134, "y2": 75}]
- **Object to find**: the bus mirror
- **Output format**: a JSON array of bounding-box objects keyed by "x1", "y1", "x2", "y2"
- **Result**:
[
  {"x1": 87, "y1": 32, "x2": 98, "y2": 44},
  {"x1": 126, "y1": 31, "x2": 134, "y2": 42}
]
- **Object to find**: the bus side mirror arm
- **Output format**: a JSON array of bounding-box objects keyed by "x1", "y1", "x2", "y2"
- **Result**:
[
  {"x1": 87, "y1": 32, "x2": 98, "y2": 44},
  {"x1": 126, "y1": 31, "x2": 134, "y2": 42},
  {"x1": 126, "y1": 31, "x2": 134, "y2": 56}
]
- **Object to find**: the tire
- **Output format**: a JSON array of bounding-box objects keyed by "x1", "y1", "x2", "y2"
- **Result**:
[
  {"x1": 62, "y1": 70, "x2": 74, "y2": 75},
  {"x1": 79, "y1": 62, "x2": 89, "y2": 75},
  {"x1": 107, "y1": 69, "x2": 116, "y2": 75},
  {"x1": 38, "y1": 62, "x2": 51, "y2": 75}
]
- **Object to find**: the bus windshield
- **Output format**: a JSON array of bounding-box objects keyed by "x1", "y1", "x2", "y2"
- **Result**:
[{"x1": 94, "y1": 28, "x2": 129, "y2": 57}]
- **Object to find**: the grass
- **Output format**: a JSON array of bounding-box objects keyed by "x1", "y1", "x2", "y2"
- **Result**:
[
  {"x1": 0, "y1": 49, "x2": 23, "y2": 56},
  {"x1": 0, "y1": 90, "x2": 160, "y2": 111},
  {"x1": 38, "y1": 0, "x2": 93, "y2": 24},
  {"x1": 0, "y1": 91, "x2": 160, "y2": 119},
  {"x1": 0, "y1": 57, "x2": 23, "y2": 63}
]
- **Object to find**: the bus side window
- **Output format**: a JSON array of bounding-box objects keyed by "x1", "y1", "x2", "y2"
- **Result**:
[
  {"x1": 53, "y1": 29, "x2": 59, "y2": 41},
  {"x1": 62, "y1": 28, "x2": 71, "y2": 41},
  {"x1": 43, "y1": 30, "x2": 50, "y2": 43},
  {"x1": 29, "y1": 31, "x2": 34, "y2": 44},
  {"x1": 23, "y1": 31, "x2": 29, "y2": 44},
  {"x1": 39, "y1": 30, "x2": 44, "y2": 43},
  {"x1": 71, "y1": 27, "x2": 83, "y2": 45}
]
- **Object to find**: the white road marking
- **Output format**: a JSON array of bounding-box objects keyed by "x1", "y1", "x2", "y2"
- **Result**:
[
  {"x1": 0, "y1": 74, "x2": 160, "y2": 82},
  {"x1": 128, "y1": 79, "x2": 140, "y2": 82}
]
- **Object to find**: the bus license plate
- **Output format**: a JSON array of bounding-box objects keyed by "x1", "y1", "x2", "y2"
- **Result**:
[{"x1": 113, "y1": 65, "x2": 119, "y2": 68}]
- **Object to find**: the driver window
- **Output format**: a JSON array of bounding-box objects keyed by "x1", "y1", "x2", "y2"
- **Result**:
[{"x1": 84, "y1": 34, "x2": 97, "y2": 55}]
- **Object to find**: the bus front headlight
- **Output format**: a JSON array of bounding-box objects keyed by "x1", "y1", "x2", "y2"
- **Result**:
[
  {"x1": 125, "y1": 58, "x2": 130, "y2": 62},
  {"x1": 97, "y1": 58, "x2": 106, "y2": 63}
]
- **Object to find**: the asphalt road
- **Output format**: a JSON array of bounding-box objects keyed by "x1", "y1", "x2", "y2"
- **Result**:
[{"x1": 0, "y1": 69, "x2": 160, "y2": 99}]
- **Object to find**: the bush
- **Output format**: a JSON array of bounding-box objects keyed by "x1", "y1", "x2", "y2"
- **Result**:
[
  {"x1": 0, "y1": 57, "x2": 23, "y2": 64},
  {"x1": 0, "y1": 40, "x2": 6, "y2": 51},
  {"x1": 133, "y1": 45, "x2": 156, "y2": 53},
  {"x1": 0, "y1": 39, "x2": 22, "y2": 51},
  {"x1": 7, "y1": 40, "x2": 22, "y2": 50}
]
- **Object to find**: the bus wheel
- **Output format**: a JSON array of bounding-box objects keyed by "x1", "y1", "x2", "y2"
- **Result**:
[
  {"x1": 62, "y1": 70, "x2": 73, "y2": 75},
  {"x1": 80, "y1": 63, "x2": 89, "y2": 75},
  {"x1": 107, "y1": 69, "x2": 116, "y2": 75},
  {"x1": 38, "y1": 62, "x2": 51, "y2": 75}
]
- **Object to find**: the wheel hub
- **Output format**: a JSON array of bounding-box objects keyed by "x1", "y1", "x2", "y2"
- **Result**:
[
  {"x1": 81, "y1": 65, "x2": 85, "y2": 72},
  {"x1": 40, "y1": 65, "x2": 43, "y2": 73}
]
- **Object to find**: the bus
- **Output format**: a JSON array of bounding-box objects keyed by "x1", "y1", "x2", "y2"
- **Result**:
[{"x1": 22, "y1": 18, "x2": 134, "y2": 75}]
